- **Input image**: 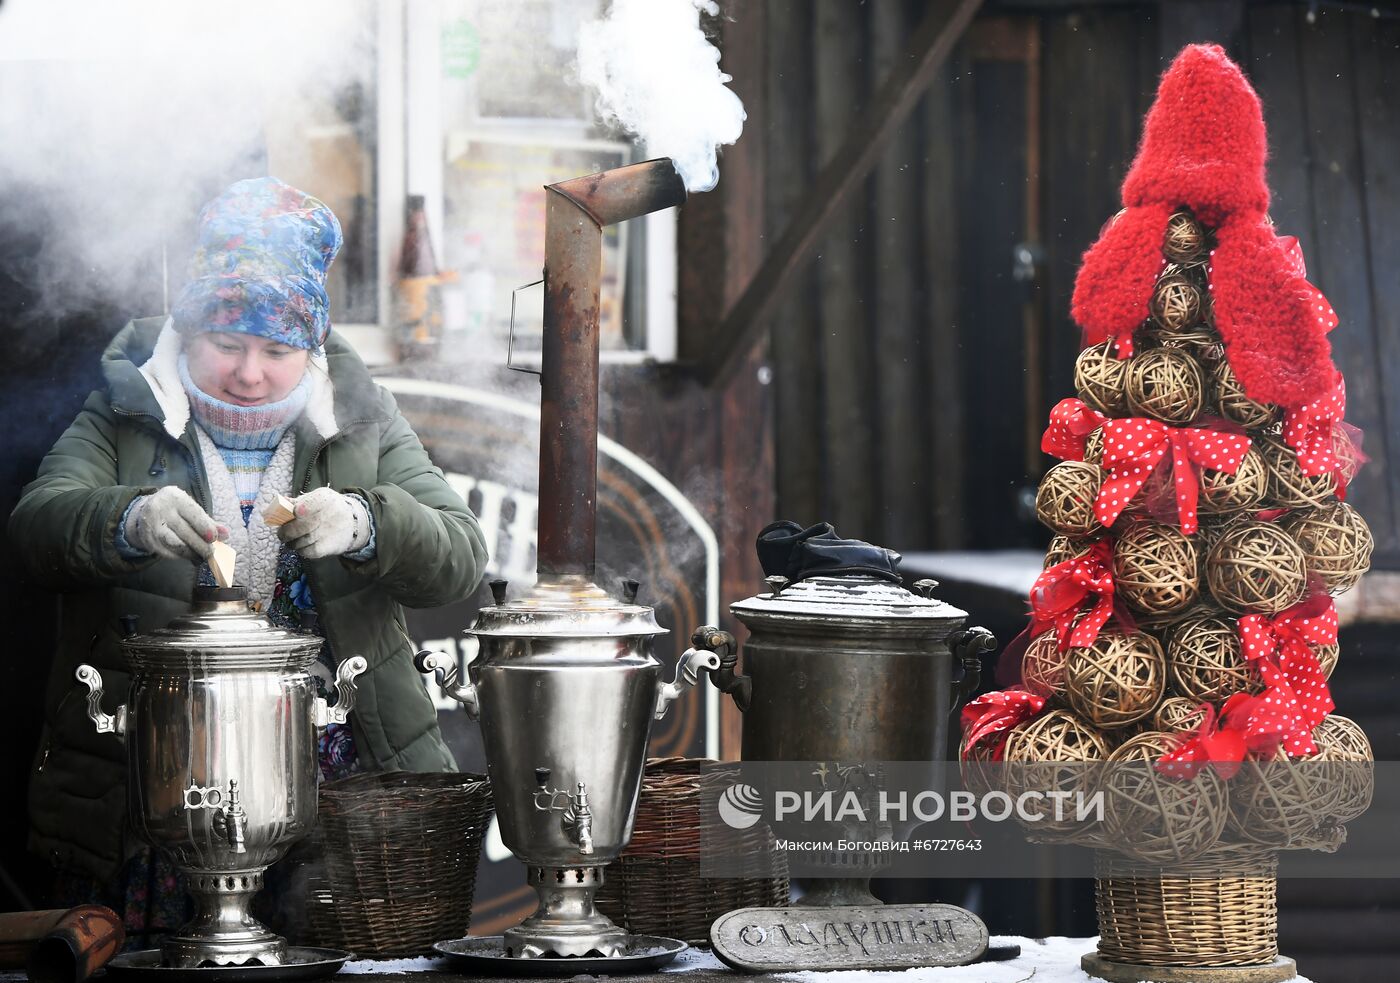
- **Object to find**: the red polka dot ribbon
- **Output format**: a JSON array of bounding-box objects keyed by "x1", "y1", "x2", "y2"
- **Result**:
[
  {"x1": 1238, "y1": 595, "x2": 1339, "y2": 758},
  {"x1": 960, "y1": 690, "x2": 1047, "y2": 762},
  {"x1": 1029, "y1": 540, "x2": 1117, "y2": 651},
  {"x1": 1278, "y1": 235, "x2": 1340, "y2": 336},
  {"x1": 1095, "y1": 419, "x2": 1252, "y2": 534},
  {"x1": 1283, "y1": 374, "x2": 1345, "y2": 479},
  {"x1": 1042, "y1": 398, "x2": 1109, "y2": 461},
  {"x1": 1156, "y1": 690, "x2": 1293, "y2": 780}
]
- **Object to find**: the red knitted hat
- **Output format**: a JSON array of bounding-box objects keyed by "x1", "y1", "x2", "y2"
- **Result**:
[{"x1": 1071, "y1": 44, "x2": 1337, "y2": 408}]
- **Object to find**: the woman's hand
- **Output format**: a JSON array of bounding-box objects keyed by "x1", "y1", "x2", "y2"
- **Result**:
[
  {"x1": 279, "y1": 488, "x2": 372, "y2": 559},
  {"x1": 124, "y1": 487, "x2": 227, "y2": 562}
]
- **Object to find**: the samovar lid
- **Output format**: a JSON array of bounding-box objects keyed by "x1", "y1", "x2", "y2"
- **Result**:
[
  {"x1": 122, "y1": 586, "x2": 324, "y2": 669},
  {"x1": 730, "y1": 575, "x2": 968, "y2": 635},
  {"x1": 469, "y1": 575, "x2": 669, "y2": 639}
]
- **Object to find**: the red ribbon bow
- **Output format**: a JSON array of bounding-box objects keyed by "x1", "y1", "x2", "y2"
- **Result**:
[
  {"x1": 960, "y1": 690, "x2": 1046, "y2": 761},
  {"x1": 1094, "y1": 419, "x2": 1252, "y2": 534},
  {"x1": 1238, "y1": 595, "x2": 1338, "y2": 758},
  {"x1": 1283, "y1": 375, "x2": 1345, "y2": 479},
  {"x1": 1028, "y1": 540, "x2": 1116, "y2": 650},
  {"x1": 1042, "y1": 398, "x2": 1109, "y2": 461},
  {"x1": 1155, "y1": 691, "x2": 1293, "y2": 780}
]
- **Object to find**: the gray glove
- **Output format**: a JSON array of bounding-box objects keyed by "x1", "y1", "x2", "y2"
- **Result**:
[
  {"x1": 278, "y1": 488, "x2": 372, "y2": 560},
  {"x1": 124, "y1": 487, "x2": 226, "y2": 562}
]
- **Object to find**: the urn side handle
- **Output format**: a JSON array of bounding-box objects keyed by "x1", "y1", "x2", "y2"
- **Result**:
[
  {"x1": 314, "y1": 655, "x2": 368, "y2": 728},
  {"x1": 689, "y1": 625, "x2": 751, "y2": 713},
  {"x1": 414, "y1": 649, "x2": 480, "y2": 720},
  {"x1": 654, "y1": 642, "x2": 722, "y2": 720},
  {"x1": 74, "y1": 665, "x2": 126, "y2": 743},
  {"x1": 947, "y1": 627, "x2": 996, "y2": 718}
]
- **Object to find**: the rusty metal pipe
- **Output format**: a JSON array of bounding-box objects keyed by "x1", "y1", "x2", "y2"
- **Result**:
[
  {"x1": 538, "y1": 158, "x2": 686, "y2": 577},
  {"x1": 0, "y1": 906, "x2": 124, "y2": 983}
]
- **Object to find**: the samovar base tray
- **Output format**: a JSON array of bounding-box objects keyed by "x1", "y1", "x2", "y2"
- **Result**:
[
  {"x1": 106, "y1": 947, "x2": 351, "y2": 981},
  {"x1": 432, "y1": 935, "x2": 685, "y2": 976}
]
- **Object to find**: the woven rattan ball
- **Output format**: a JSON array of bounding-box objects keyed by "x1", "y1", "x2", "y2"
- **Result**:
[
  {"x1": 1083, "y1": 426, "x2": 1105, "y2": 466},
  {"x1": 1113, "y1": 522, "x2": 1200, "y2": 616},
  {"x1": 1022, "y1": 631, "x2": 1068, "y2": 699},
  {"x1": 1044, "y1": 534, "x2": 1097, "y2": 570},
  {"x1": 1103, "y1": 731, "x2": 1228, "y2": 864},
  {"x1": 1075, "y1": 342, "x2": 1129, "y2": 415},
  {"x1": 959, "y1": 734, "x2": 999, "y2": 801},
  {"x1": 1212, "y1": 359, "x2": 1278, "y2": 430},
  {"x1": 1331, "y1": 425, "x2": 1361, "y2": 489},
  {"x1": 1125, "y1": 348, "x2": 1206, "y2": 425},
  {"x1": 1258, "y1": 433, "x2": 1336, "y2": 509},
  {"x1": 1036, "y1": 461, "x2": 1103, "y2": 537},
  {"x1": 1281, "y1": 501, "x2": 1374, "y2": 595},
  {"x1": 1065, "y1": 630, "x2": 1166, "y2": 729},
  {"x1": 1162, "y1": 210, "x2": 1210, "y2": 266},
  {"x1": 1206, "y1": 521, "x2": 1309, "y2": 615},
  {"x1": 1167, "y1": 615, "x2": 1260, "y2": 703},
  {"x1": 1229, "y1": 745, "x2": 1339, "y2": 850},
  {"x1": 1149, "y1": 274, "x2": 1204, "y2": 333},
  {"x1": 1155, "y1": 696, "x2": 1209, "y2": 733},
  {"x1": 1003, "y1": 709, "x2": 1110, "y2": 841},
  {"x1": 1316, "y1": 643, "x2": 1339, "y2": 680},
  {"x1": 1313, "y1": 714, "x2": 1373, "y2": 823},
  {"x1": 1198, "y1": 447, "x2": 1269, "y2": 516}
]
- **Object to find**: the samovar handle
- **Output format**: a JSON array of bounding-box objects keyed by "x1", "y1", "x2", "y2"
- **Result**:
[
  {"x1": 414, "y1": 649, "x2": 480, "y2": 720},
  {"x1": 688, "y1": 626, "x2": 751, "y2": 713},
  {"x1": 74, "y1": 665, "x2": 126, "y2": 743},
  {"x1": 654, "y1": 641, "x2": 722, "y2": 720},
  {"x1": 946, "y1": 626, "x2": 996, "y2": 719},
  {"x1": 313, "y1": 656, "x2": 368, "y2": 728}
]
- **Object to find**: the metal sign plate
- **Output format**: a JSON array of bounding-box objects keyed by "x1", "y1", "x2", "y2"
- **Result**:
[{"x1": 710, "y1": 903, "x2": 989, "y2": 973}]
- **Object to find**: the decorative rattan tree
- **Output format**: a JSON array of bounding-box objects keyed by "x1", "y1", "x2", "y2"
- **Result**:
[{"x1": 960, "y1": 44, "x2": 1374, "y2": 983}]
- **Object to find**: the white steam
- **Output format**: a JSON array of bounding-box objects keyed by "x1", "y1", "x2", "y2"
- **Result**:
[
  {"x1": 0, "y1": 0, "x2": 370, "y2": 318},
  {"x1": 577, "y1": 0, "x2": 745, "y2": 193}
]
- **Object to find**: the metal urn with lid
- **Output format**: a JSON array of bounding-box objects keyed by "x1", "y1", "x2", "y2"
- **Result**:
[
  {"x1": 419, "y1": 576, "x2": 716, "y2": 959},
  {"x1": 75, "y1": 586, "x2": 365, "y2": 969},
  {"x1": 691, "y1": 521, "x2": 997, "y2": 907}
]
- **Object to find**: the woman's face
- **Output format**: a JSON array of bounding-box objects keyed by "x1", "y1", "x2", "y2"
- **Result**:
[{"x1": 186, "y1": 332, "x2": 310, "y2": 406}]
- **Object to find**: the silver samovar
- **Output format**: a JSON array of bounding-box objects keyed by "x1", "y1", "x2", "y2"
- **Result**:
[
  {"x1": 692, "y1": 559, "x2": 996, "y2": 907},
  {"x1": 416, "y1": 159, "x2": 717, "y2": 961},
  {"x1": 76, "y1": 585, "x2": 365, "y2": 968}
]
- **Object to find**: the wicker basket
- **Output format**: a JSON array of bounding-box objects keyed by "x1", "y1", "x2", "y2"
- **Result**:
[
  {"x1": 1092, "y1": 844, "x2": 1279, "y2": 968},
  {"x1": 304, "y1": 771, "x2": 493, "y2": 957},
  {"x1": 595, "y1": 757, "x2": 789, "y2": 945}
]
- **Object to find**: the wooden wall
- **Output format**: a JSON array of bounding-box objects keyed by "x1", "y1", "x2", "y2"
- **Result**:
[{"x1": 753, "y1": 0, "x2": 1400, "y2": 570}]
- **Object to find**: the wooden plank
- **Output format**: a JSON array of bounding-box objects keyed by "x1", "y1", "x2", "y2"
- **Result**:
[
  {"x1": 1040, "y1": 11, "x2": 1148, "y2": 449},
  {"x1": 765, "y1": 0, "x2": 822, "y2": 527},
  {"x1": 1294, "y1": 8, "x2": 1395, "y2": 554},
  {"x1": 921, "y1": 32, "x2": 967, "y2": 550},
  {"x1": 960, "y1": 53, "x2": 1030, "y2": 548},
  {"x1": 1349, "y1": 14, "x2": 1400, "y2": 564},
  {"x1": 1156, "y1": 0, "x2": 1244, "y2": 58},
  {"x1": 814, "y1": 0, "x2": 876, "y2": 538},
  {"x1": 716, "y1": 0, "x2": 772, "y2": 762},
  {"x1": 699, "y1": 0, "x2": 984, "y2": 387},
  {"x1": 871, "y1": 0, "x2": 928, "y2": 549}
]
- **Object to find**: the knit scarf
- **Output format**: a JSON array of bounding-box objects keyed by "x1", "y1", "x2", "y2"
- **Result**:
[{"x1": 179, "y1": 354, "x2": 309, "y2": 523}]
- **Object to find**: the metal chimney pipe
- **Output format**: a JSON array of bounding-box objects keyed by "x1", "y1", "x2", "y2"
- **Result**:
[{"x1": 537, "y1": 159, "x2": 687, "y2": 578}]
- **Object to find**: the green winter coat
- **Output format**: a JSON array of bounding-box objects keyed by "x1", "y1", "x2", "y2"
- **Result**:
[{"x1": 10, "y1": 316, "x2": 488, "y2": 880}]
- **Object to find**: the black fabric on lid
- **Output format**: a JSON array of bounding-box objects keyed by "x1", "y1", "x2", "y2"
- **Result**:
[{"x1": 756, "y1": 520, "x2": 903, "y2": 585}]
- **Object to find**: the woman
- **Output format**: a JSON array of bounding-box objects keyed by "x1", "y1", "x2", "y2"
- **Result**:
[{"x1": 10, "y1": 177, "x2": 488, "y2": 943}]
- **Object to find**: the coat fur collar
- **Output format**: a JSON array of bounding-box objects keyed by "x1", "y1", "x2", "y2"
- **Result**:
[{"x1": 137, "y1": 319, "x2": 340, "y2": 441}]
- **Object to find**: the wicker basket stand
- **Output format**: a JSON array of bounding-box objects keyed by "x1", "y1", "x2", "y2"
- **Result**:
[{"x1": 303, "y1": 771, "x2": 493, "y2": 957}]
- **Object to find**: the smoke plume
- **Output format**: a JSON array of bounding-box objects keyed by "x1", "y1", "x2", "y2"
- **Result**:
[
  {"x1": 0, "y1": 0, "x2": 371, "y2": 321},
  {"x1": 577, "y1": 0, "x2": 746, "y2": 193}
]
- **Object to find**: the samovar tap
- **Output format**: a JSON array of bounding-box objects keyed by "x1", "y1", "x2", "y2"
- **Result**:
[{"x1": 532, "y1": 769, "x2": 595, "y2": 856}]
